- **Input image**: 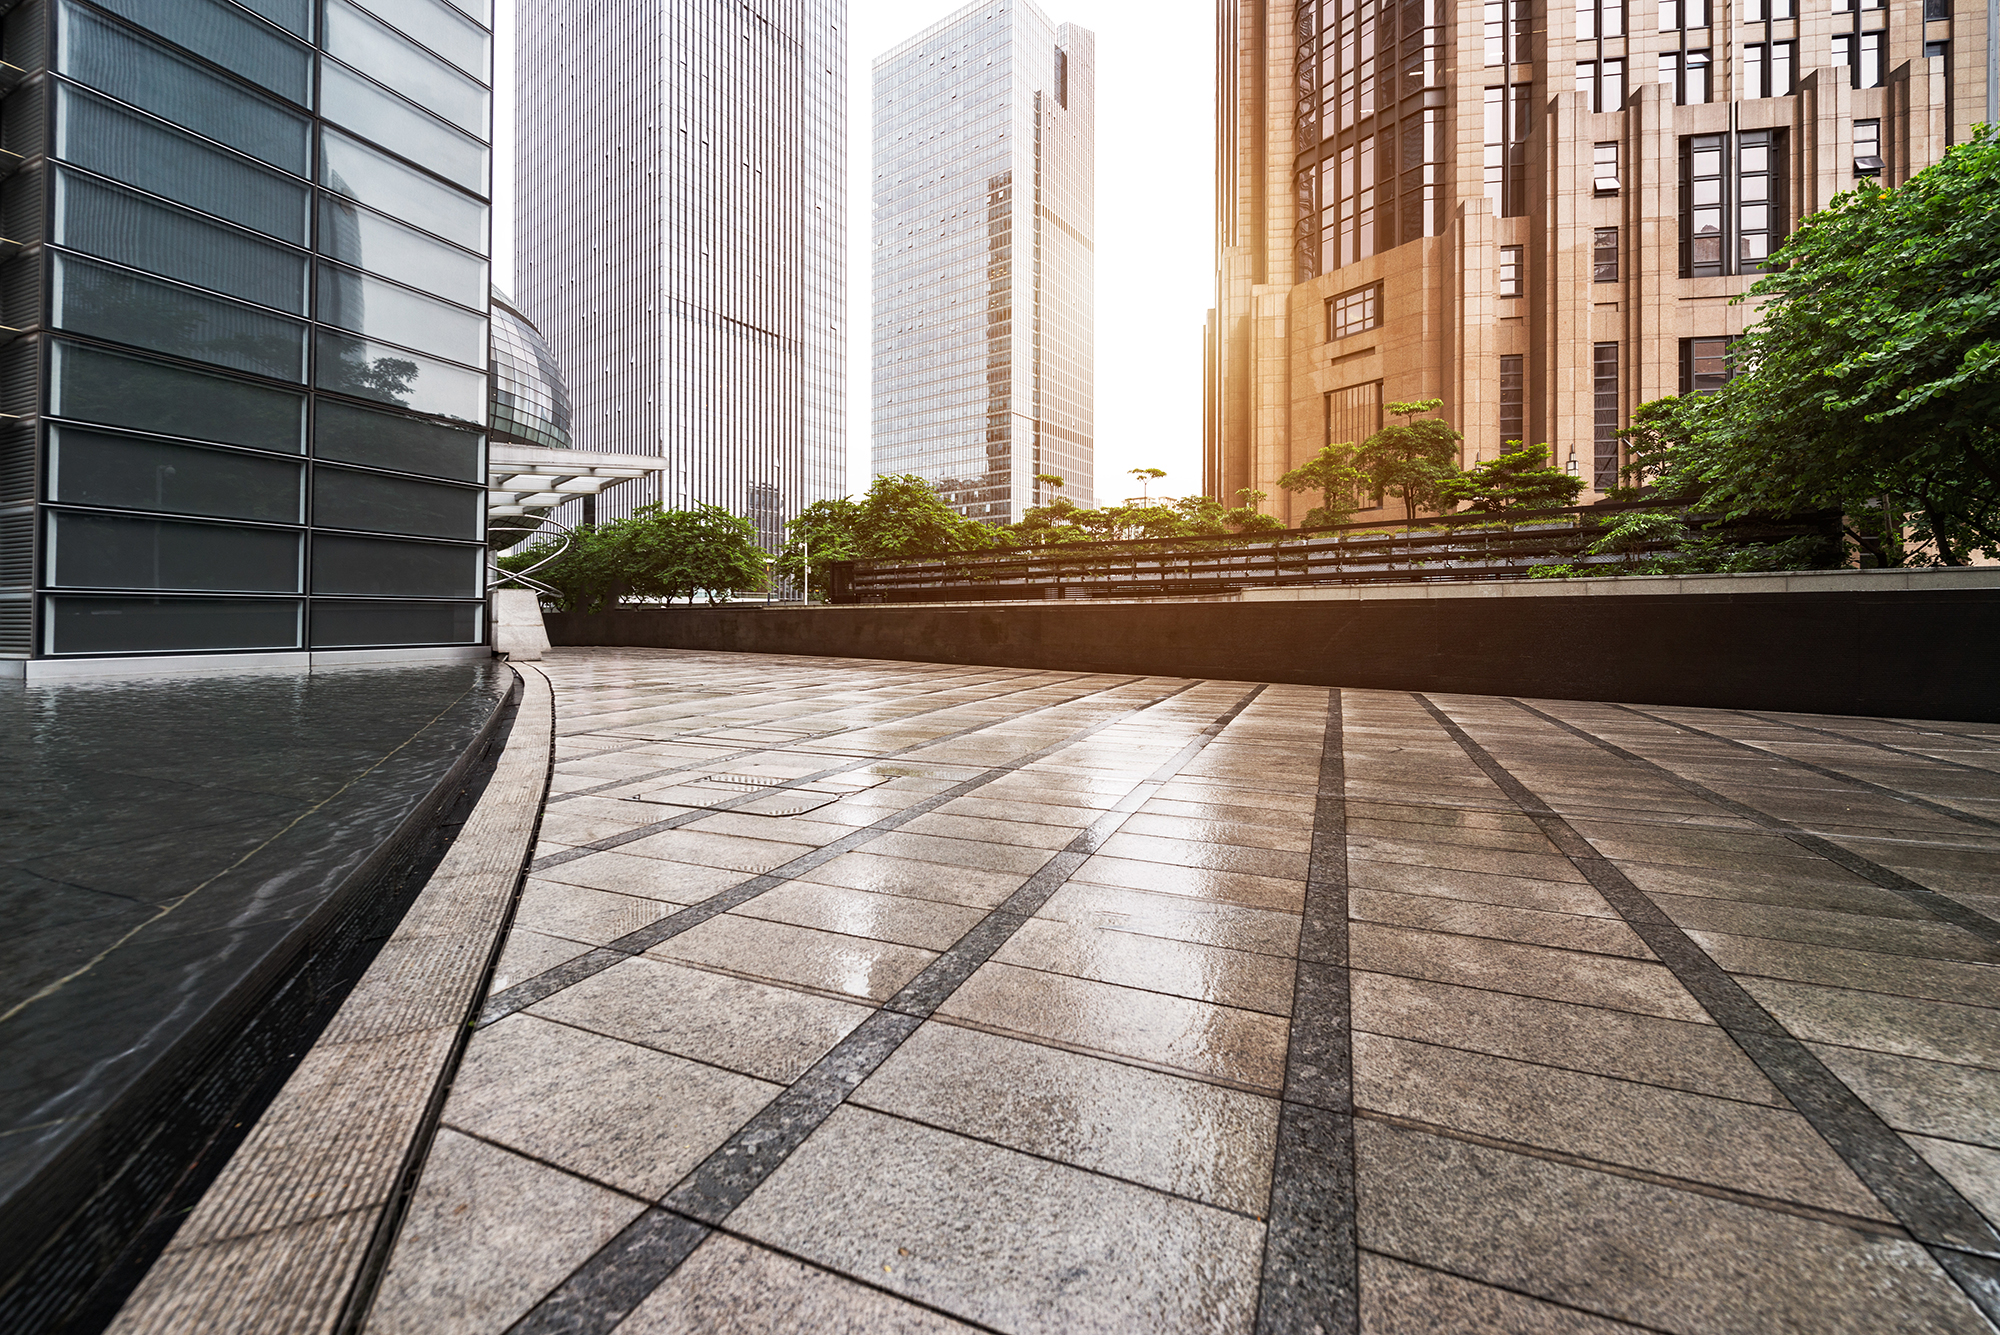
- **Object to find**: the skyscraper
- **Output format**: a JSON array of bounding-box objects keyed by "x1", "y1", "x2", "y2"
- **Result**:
[
  {"x1": 514, "y1": 2, "x2": 847, "y2": 533},
  {"x1": 873, "y1": 1, "x2": 1094, "y2": 523},
  {"x1": 1208, "y1": 0, "x2": 1985, "y2": 528},
  {"x1": 2, "y1": 0, "x2": 498, "y2": 673}
]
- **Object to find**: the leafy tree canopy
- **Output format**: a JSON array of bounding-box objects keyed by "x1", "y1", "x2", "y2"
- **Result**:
[
  {"x1": 1656, "y1": 125, "x2": 2000, "y2": 564},
  {"x1": 498, "y1": 503, "x2": 767, "y2": 612},
  {"x1": 774, "y1": 474, "x2": 1002, "y2": 596},
  {"x1": 1443, "y1": 440, "x2": 1584, "y2": 514},
  {"x1": 1360, "y1": 399, "x2": 1464, "y2": 526},
  {"x1": 1278, "y1": 440, "x2": 1371, "y2": 529}
]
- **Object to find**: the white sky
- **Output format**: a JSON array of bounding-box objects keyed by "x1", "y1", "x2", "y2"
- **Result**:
[{"x1": 493, "y1": 1, "x2": 1215, "y2": 507}]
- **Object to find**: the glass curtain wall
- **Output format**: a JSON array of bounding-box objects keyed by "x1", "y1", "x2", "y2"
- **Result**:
[{"x1": 2, "y1": 0, "x2": 492, "y2": 659}]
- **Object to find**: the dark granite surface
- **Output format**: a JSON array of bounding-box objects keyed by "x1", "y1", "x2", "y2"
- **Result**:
[{"x1": 0, "y1": 662, "x2": 508, "y2": 1232}]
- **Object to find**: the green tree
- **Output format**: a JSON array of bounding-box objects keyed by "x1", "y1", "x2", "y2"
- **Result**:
[
  {"x1": 499, "y1": 503, "x2": 767, "y2": 611},
  {"x1": 1127, "y1": 467, "x2": 1167, "y2": 501},
  {"x1": 1443, "y1": 441, "x2": 1584, "y2": 514},
  {"x1": 1278, "y1": 441, "x2": 1371, "y2": 528},
  {"x1": 1360, "y1": 399, "x2": 1464, "y2": 527},
  {"x1": 1661, "y1": 125, "x2": 2000, "y2": 565},
  {"x1": 774, "y1": 475, "x2": 1002, "y2": 597}
]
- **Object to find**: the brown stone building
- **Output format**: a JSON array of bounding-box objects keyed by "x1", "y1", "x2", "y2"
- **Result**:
[{"x1": 1206, "y1": 0, "x2": 1991, "y2": 528}]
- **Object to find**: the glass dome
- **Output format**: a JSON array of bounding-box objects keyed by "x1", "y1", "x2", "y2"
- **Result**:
[{"x1": 490, "y1": 287, "x2": 572, "y2": 450}]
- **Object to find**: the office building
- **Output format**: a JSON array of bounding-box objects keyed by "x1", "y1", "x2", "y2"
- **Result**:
[
  {"x1": 872, "y1": 0, "x2": 1095, "y2": 523},
  {"x1": 0, "y1": 0, "x2": 499, "y2": 673},
  {"x1": 513, "y1": 2, "x2": 847, "y2": 535},
  {"x1": 1207, "y1": 0, "x2": 1987, "y2": 528}
]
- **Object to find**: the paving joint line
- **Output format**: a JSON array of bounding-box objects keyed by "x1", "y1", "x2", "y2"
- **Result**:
[
  {"x1": 500, "y1": 683, "x2": 1271, "y2": 1335},
  {"x1": 1254, "y1": 688, "x2": 1358, "y2": 1335},
  {"x1": 524, "y1": 675, "x2": 1154, "y2": 874},
  {"x1": 482, "y1": 677, "x2": 1187, "y2": 1024},
  {"x1": 1359, "y1": 1251, "x2": 1683, "y2": 1335},
  {"x1": 1744, "y1": 710, "x2": 2000, "y2": 777},
  {"x1": 1416, "y1": 693, "x2": 2000, "y2": 1324},
  {"x1": 1535, "y1": 702, "x2": 2000, "y2": 946}
]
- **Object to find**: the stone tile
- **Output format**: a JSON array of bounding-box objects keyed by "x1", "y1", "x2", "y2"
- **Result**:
[
  {"x1": 532, "y1": 849, "x2": 746, "y2": 901},
  {"x1": 1690, "y1": 931, "x2": 2000, "y2": 1008},
  {"x1": 489, "y1": 928, "x2": 587, "y2": 993},
  {"x1": 531, "y1": 955, "x2": 871, "y2": 1083},
  {"x1": 731, "y1": 1106, "x2": 1265, "y2": 1335},
  {"x1": 1034, "y1": 882, "x2": 1301, "y2": 957},
  {"x1": 1096, "y1": 830, "x2": 1309, "y2": 880},
  {"x1": 1118, "y1": 811, "x2": 1314, "y2": 852},
  {"x1": 1352, "y1": 1032, "x2": 1884, "y2": 1217},
  {"x1": 727, "y1": 880, "x2": 985, "y2": 952},
  {"x1": 1350, "y1": 923, "x2": 1710, "y2": 1023},
  {"x1": 900, "y1": 810, "x2": 1083, "y2": 849},
  {"x1": 1355, "y1": 1116, "x2": 1988, "y2": 1334},
  {"x1": 993, "y1": 917, "x2": 1295, "y2": 1014},
  {"x1": 937, "y1": 961, "x2": 1289, "y2": 1090},
  {"x1": 1657, "y1": 893, "x2": 2000, "y2": 964},
  {"x1": 1351, "y1": 971, "x2": 1782, "y2": 1105},
  {"x1": 856, "y1": 1022, "x2": 1279, "y2": 1215},
  {"x1": 1349, "y1": 816, "x2": 1558, "y2": 855},
  {"x1": 1359, "y1": 1252, "x2": 1650, "y2": 1334},
  {"x1": 1348, "y1": 859, "x2": 1618, "y2": 918},
  {"x1": 366, "y1": 1129, "x2": 644, "y2": 1335},
  {"x1": 1346, "y1": 834, "x2": 1583, "y2": 883},
  {"x1": 1071, "y1": 854, "x2": 1306, "y2": 912},
  {"x1": 1808, "y1": 1044, "x2": 2000, "y2": 1147},
  {"x1": 621, "y1": 1234, "x2": 981, "y2": 1334},
  {"x1": 617, "y1": 827, "x2": 819, "y2": 874},
  {"x1": 932, "y1": 794, "x2": 1099, "y2": 827},
  {"x1": 1905, "y1": 1135, "x2": 2000, "y2": 1228},
  {"x1": 1350, "y1": 887, "x2": 1652, "y2": 960},
  {"x1": 864, "y1": 830, "x2": 1058, "y2": 875},
  {"x1": 682, "y1": 810, "x2": 858, "y2": 846},
  {"x1": 649, "y1": 913, "x2": 936, "y2": 1003},
  {"x1": 445, "y1": 1014, "x2": 778, "y2": 1198},
  {"x1": 799, "y1": 851, "x2": 1027, "y2": 909},
  {"x1": 1741, "y1": 977, "x2": 2000, "y2": 1069},
  {"x1": 511, "y1": 879, "x2": 677, "y2": 947}
]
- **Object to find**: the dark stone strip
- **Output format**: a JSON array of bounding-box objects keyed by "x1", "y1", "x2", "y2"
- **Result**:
[
  {"x1": 503, "y1": 1207, "x2": 711, "y2": 1335},
  {"x1": 526, "y1": 675, "x2": 1149, "y2": 872},
  {"x1": 548, "y1": 671, "x2": 1098, "y2": 804},
  {"x1": 1614, "y1": 704, "x2": 2000, "y2": 834},
  {"x1": 1745, "y1": 711, "x2": 2000, "y2": 777},
  {"x1": 504, "y1": 684, "x2": 1268, "y2": 1335},
  {"x1": 1871, "y1": 718, "x2": 2000, "y2": 747},
  {"x1": 1416, "y1": 694, "x2": 2000, "y2": 1324},
  {"x1": 480, "y1": 677, "x2": 1195, "y2": 1024},
  {"x1": 1527, "y1": 702, "x2": 2000, "y2": 946},
  {"x1": 1256, "y1": 689, "x2": 1358, "y2": 1335}
]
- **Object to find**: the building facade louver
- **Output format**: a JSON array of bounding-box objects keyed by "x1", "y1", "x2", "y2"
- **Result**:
[
  {"x1": 1207, "y1": 0, "x2": 1989, "y2": 529},
  {"x1": 0, "y1": 0, "x2": 498, "y2": 670},
  {"x1": 514, "y1": 1, "x2": 846, "y2": 549},
  {"x1": 872, "y1": 0, "x2": 1095, "y2": 523}
]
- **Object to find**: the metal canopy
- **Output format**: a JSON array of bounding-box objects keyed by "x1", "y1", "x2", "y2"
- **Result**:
[{"x1": 486, "y1": 442, "x2": 664, "y2": 518}]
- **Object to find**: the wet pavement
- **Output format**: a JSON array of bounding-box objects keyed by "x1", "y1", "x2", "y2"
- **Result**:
[{"x1": 367, "y1": 648, "x2": 2000, "y2": 1334}]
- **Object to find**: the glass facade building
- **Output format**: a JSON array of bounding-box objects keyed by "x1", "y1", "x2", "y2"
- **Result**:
[
  {"x1": 0, "y1": 0, "x2": 495, "y2": 666},
  {"x1": 514, "y1": 2, "x2": 846, "y2": 538},
  {"x1": 872, "y1": 1, "x2": 1094, "y2": 523},
  {"x1": 489, "y1": 289, "x2": 570, "y2": 453}
]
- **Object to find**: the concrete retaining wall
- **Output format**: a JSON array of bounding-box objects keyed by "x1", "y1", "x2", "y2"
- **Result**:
[{"x1": 545, "y1": 570, "x2": 2000, "y2": 722}]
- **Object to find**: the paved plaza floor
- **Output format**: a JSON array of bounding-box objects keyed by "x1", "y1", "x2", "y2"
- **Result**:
[{"x1": 364, "y1": 648, "x2": 2000, "y2": 1334}]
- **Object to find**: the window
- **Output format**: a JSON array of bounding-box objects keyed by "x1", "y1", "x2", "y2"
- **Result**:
[
  {"x1": 1324, "y1": 381, "x2": 1383, "y2": 451},
  {"x1": 1856, "y1": 31, "x2": 1884, "y2": 88},
  {"x1": 1499, "y1": 355, "x2": 1525, "y2": 449},
  {"x1": 1744, "y1": 41, "x2": 1795, "y2": 96},
  {"x1": 1659, "y1": 0, "x2": 1708, "y2": 27},
  {"x1": 48, "y1": 427, "x2": 304, "y2": 522},
  {"x1": 1592, "y1": 343, "x2": 1620, "y2": 490},
  {"x1": 53, "y1": 255, "x2": 308, "y2": 383},
  {"x1": 1593, "y1": 228, "x2": 1619, "y2": 282},
  {"x1": 1578, "y1": 59, "x2": 1625, "y2": 111},
  {"x1": 1594, "y1": 141, "x2": 1621, "y2": 193},
  {"x1": 1744, "y1": 0, "x2": 1794, "y2": 15},
  {"x1": 1680, "y1": 336, "x2": 1737, "y2": 393},
  {"x1": 1485, "y1": 85, "x2": 1531, "y2": 218},
  {"x1": 1923, "y1": 0, "x2": 1950, "y2": 18},
  {"x1": 1499, "y1": 244, "x2": 1525, "y2": 298},
  {"x1": 1925, "y1": 39, "x2": 1949, "y2": 59},
  {"x1": 1660, "y1": 52, "x2": 1712, "y2": 104},
  {"x1": 1328, "y1": 283, "x2": 1381, "y2": 340},
  {"x1": 1577, "y1": 0, "x2": 1626, "y2": 40},
  {"x1": 1681, "y1": 131, "x2": 1788, "y2": 277},
  {"x1": 1485, "y1": 0, "x2": 1529, "y2": 65},
  {"x1": 1853, "y1": 119, "x2": 1883, "y2": 176},
  {"x1": 50, "y1": 341, "x2": 305, "y2": 454}
]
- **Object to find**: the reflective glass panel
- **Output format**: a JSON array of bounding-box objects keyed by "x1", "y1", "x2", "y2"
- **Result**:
[
  {"x1": 346, "y1": 0, "x2": 489, "y2": 76},
  {"x1": 325, "y1": 1, "x2": 488, "y2": 133},
  {"x1": 309, "y1": 599, "x2": 481, "y2": 647},
  {"x1": 88, "y1": 0, "x2": 312, "y2": 106},
  {"x1": 234, "y1": 0, "x2": 312, "y2": 38},
  {"x1": 314, "y1": 331, "x2": 486, "y2": 422},
  {"x1": 48, "y1": 511, "x2": 302, "y2": 591},
  {"x1": 57, "y1": 2, "x2": 311, "y2": 175},
  {"x1": 55, "y1": 169, "x2": 308, "y2": 314},
  {"x1": 313, "y1": 464, "x2": 482, "y2": 538},
  {"x1": 45, "y1": 595, "x2": 303, "y2": 654},
  {"x1": 314, "y1": 263, "x2": 486, "y2": 366},
  {"x1": 320, "y1": 63, "x2": 487, "y2": 192},
  {"x1": 51, "y1": 341, "x2": 306, "y2": 452},
  {"x1": 50, "y1": 427, "x2": 304, "y2": 521},
  {"x1": 311, "y1": 534, "x2": 482, "y2": 597},
  {"x1": 54, "y1": 255, "x2": 308, "y2": 382},
  {"x1": 314, "y1": 399, "x2": 483, "y2": 481},
  {"x1": 55, "y1": 87, "x2": 311, "y2": 244},
  {"x1": 320, "y1": 130, "x2": 486, "y2": 250},
  {"x1": 316, "y1": 197, "x2": 486, "y2": 306}
]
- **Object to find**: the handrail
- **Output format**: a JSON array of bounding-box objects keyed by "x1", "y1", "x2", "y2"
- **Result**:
[{"x1": 489, "y1": 515, "x2": 573, "y2": 598}]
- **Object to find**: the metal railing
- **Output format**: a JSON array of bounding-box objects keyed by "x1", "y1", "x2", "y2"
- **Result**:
[{"x1": 826, "y1": 504, "x2": 1839, "y2": 604}]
